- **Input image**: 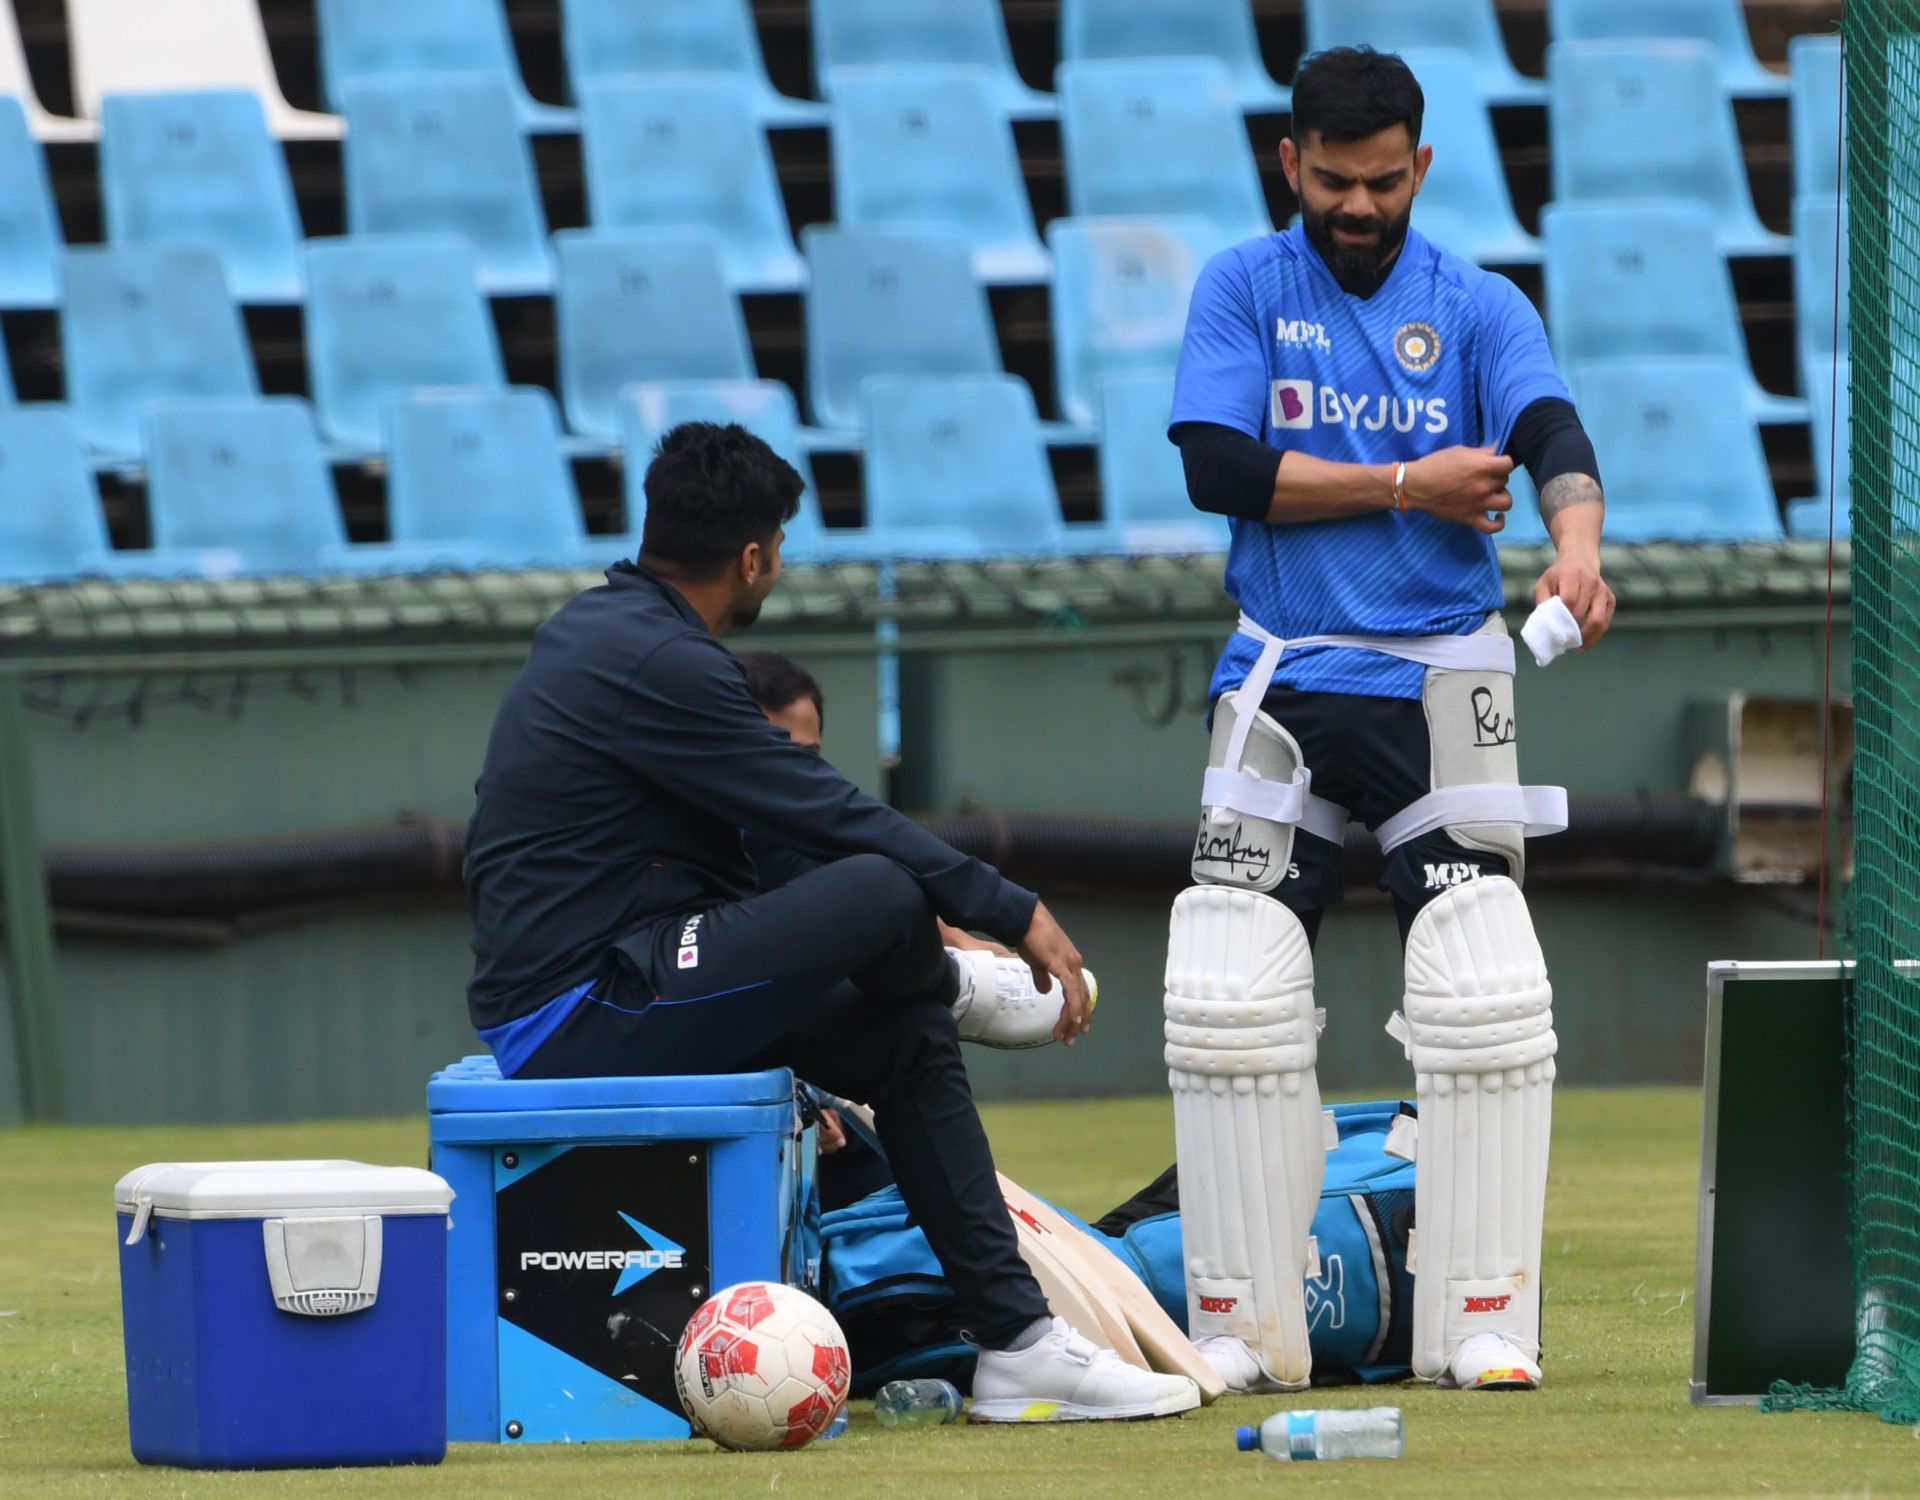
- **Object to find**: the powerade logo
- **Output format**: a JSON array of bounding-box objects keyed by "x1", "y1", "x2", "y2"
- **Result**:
[
  {"x1": 518, "y1": 1211, "x2": 688, "y2": 1296},
  {"x1": 1271, "y1": 380, "x2": 1450, "y2": 435}
]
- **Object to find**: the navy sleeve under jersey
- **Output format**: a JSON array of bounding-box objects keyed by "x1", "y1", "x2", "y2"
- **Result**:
[{"x1": 1172, "y1": 225, "x2": 1571, "y2": 700}]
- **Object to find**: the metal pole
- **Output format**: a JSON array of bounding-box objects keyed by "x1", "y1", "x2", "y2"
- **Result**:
[{"x1": 0, "y1": 679, "x2": 62, "y2": 1121}]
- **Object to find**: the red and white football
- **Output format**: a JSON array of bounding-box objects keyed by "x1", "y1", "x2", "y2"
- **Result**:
[{"x1": 673, "y1": 1281, "x2": 852, "y2": 1451}]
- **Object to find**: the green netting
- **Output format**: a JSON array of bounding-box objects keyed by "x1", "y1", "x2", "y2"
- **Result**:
[{"x1": 1764, "y1": 10, "x2": 1920, "y2": 1427}]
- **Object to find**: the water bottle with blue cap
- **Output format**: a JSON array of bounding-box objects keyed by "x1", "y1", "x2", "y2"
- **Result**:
[{"x1": 1236, "y1": 1407, "x2": 1404, "y2": 1462}]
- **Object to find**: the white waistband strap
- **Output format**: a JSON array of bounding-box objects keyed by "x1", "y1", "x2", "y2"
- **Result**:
[
  {"x1": 1234, "y1": 612, "x2": 1518, "y2": 676},
  {"x1": 1201, "y1": 766, "x2": 1350, "y2": 845},
  {"x1": 1374, "y1": 783, "x2": 1569, "y2": 854}
]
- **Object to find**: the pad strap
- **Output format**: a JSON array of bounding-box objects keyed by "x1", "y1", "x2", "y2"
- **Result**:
[
  {"x1": 1375, "y1": 783, "x2": 1570, "y2": 854},
  {"x1": 1200, "y1": 765, "x2": 1350, "y2": 845}
]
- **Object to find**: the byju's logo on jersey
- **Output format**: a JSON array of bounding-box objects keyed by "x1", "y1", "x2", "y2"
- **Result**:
[
  {"x1": 1275, "y1": 316, "x2": 1332, "y2": 353},
  {"x1": 677, "y1": 913, "x2": 703, "y2": 969},
  {"x1": 1271, "y1": 380, "x2": 1451, "y2": 434}
]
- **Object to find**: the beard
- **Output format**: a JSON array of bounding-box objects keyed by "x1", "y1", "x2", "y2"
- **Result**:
[
  {"x1": 1301, "y1": 199, "x2": 1414, "y2": 297},
  {"x1": 729, "y1": 600, "x2": 765, "y2": 630}
]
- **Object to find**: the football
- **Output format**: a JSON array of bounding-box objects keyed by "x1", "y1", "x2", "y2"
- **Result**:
[{"x1": 673, "y1": 1281, "x2": 852, "y2": 1451}]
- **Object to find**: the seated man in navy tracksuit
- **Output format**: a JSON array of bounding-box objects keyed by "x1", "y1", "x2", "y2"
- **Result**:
[{"x1": 462, "y1": 422, "x2": 1200, "y2": 1423}]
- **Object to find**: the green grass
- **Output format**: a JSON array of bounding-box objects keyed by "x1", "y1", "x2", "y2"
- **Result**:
[{"x1": 2, "y1": 1090, "x2": 1914, "y2": 1497}]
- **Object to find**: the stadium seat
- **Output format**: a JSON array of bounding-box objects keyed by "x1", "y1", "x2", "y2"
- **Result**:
[
  {"x1": 99, "y1": 90, "x2": 304, "y2": 304},
  {"x1": 1791, "y1": 355, "x2": 1850, "y2": 538},
  {"x1": 802, "y1": 226, "x2": 1001, "y2": 435},
  {"x1": 142, "y1": 398, "x2": 346, "y2": 575},
  {"x1": 1398, "y1": 49, "x2": 1539, "y2": 264},
  {"x1": 813, "y1": 0, "x2": 1053, "y2": 119},
  {"x1": 1091, "y1": 371, "x2": 1231, "y2": 553},
  {"x1": 1794, "y1": 195, "x2": 1848, "y2": 385},
  {"x1": 1790, "y1": 34, "x2": 1843, "y2": 199},
  {"x1": 579, "y1": 74, "x2": 805, "y2": 293},
  {"x1": 1494, "y1": 468, "x2": 1552, "y2": 547},
  {"x1": 1057, "y1": 59, "x2": 1272, "y2": 249},
  {"x1": 1543, "y1": 200, "x2": 1804, "y2": 424},
  {"x1": 0, "y1": 95, "x2": 61, "y2": 307},
  {"x1": 314, "y1": 0, "x2": 572, "y2": 133},
  {"x1": 383, "y1": 388, "x2": 587, "y2": 568},
  {"x1": 1059, "y1": 0, "x2": 1290, "y2": 112},
  {"x1": 1547, "y1": 0, "x2": 1787, "y2": 98},
  {"x1": 612, "y1": 380, "x2": 827, "y2": 563},
  {"x1": 559, "y1": 0, "x2": 825, "y2": 127},
  {"x1": 554, "y1": 231, "x2": 755, "y2": 445},
  {"x1": 861, "y1": 375, "x2": 1064, "y2": 556},
  {"x1": 0, "y1": 0, "x2": 94, "y2": 140},
  {"x1": 1302, "y1": 0, "x2": 1544, "y2": 105},
  {"x1": 1548, "y1": 41, "x2": 1787, "y2": 257},
  {"x1": 66, "y1": 0, "x2": 340, "y2": 140},
  {"x1": 303, "y1": 235, "x2": 505, "y2": 453},
  {"x1": 0, "y1": 409, "x2": 114, "y2": 582},
  {"x1": 61, "y1": 245, "x2": 258, "y2": 459},
  {"x1": 1572, "y1": 356, "x2": 1781, "y2": 541},
  {"x1": 829, "y1": 65, "x2": 1050, "y2": 284},
  {"x1": 0, "y1": 334, "x2": 11, "y2": 402},
  {"x1": 342, "y1": 75, "x2": 552, "y2": 297},
  {"x1": 1047, "y1": 216, "x2": 1219, "y2": 430}
]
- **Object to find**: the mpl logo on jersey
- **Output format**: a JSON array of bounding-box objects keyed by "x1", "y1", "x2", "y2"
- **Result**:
[
  {"x1": 1271, "y1": 379, "x2": 1451, "y2": 435},
  {"x1": 1275, "y1": 316, "x2": 1333, "y2": 353},
  {"x1": 517, "y1": 1210, "x2": 688, "y2": 1296}
]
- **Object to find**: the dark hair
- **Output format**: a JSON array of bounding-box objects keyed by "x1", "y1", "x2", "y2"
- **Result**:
[
  {"x1": 639, "y1": 422, "x2": 804, "y2": 577},
  {"x1": 737, "y1": 650, "x2": 824, "y2": 731},
  {"x1": 1290, "y1": 47, "x2": 1424, "y2": 147}
]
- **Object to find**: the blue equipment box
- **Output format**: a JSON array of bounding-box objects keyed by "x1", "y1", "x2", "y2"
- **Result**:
[
  {"x1": 427, "y1": 1057, "x2": 811, "y2": 1444},
  {"x1": 114, "y1": 1159, "x2": 454, "y2": 1469}
]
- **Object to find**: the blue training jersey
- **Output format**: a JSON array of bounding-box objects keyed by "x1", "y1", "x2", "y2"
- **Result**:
[{"x1": 1171, "y1": 224, "x2": 1570, "y2": 700}]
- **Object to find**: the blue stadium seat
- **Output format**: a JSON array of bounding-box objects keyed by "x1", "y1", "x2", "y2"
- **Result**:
[
  {"x1": 1790, "y1": 34, "x2": 1842, "y2": 199},
  {"x1": 1573, "y1": 357, "x2": 1781, "y2": 541},
  {"x1": 1057, "y1": 59, "x2": 1272, "y2": 249},
  {"x1": 1543, "y1": 200, "x2": 1804, "y2": 424},
  {"x1": 61, "y1": 245, "x2": 258, "y2": 458},
  {"x1": 0, "y1": 95, "x2": 62, "y2": 308},
  {"x1": 1548, "y1": 0, "x2": 1787, "y2": 98},
  {"x1": 611, "y1": 380, "x2": 828, "y2": 564},
  {"x1": 1794, "y1": 195, "x2": 1848, "y2": 386},
  {"x1": 0, "y1": 409, "x2": 113, "y2": 582},
  {"x1": 1548, "y1": 41, "x2": 1787, "y2": 257},
  {"x1": 1047, "y1": 216, "x2": 1219, "y2": 430},
  {"x1": 829, "y1": 64, "x2": 1049, "y2": 284},
  {"x1": 803, "y1": 226, "x2": 1001, "y2": 435},
  {"x1": 304, "y1": 235, "x2": 505, "y2": 452},
  {"x1": 554, "y1": 231, "x2": 754, "y2": 445},
  {"x1": 1303, "y1": 0, "x2": 1544, "y2": 105},
  {"x1": 315, "y1": 0, "x2": 573, "y2": 132},
  {"x1": 142, "y1": 398, "x2": 345, "y2": 575},
  {"x1": 813, "y1": 0, "x2": 1052, "y2": 119},
  {"x1": 383, "y1": 388, "x2": 587, "y2": 567},
  {"x1": 560, "y1": 0, "x2": 825, "y2": 127},
  {"x1": 1091, "y1": 371, "x2": 1230, "y2": 553},
  {"x1": 342, "y1": 75, "x2": 551, "y2": 297},
  {"x1": 579, "y1": 73, "x2": 805, "y2": 293},
  {"x1": 99, "y1": 90, "x2": 304, "y2": 304},
  {"x1": 1790, "y1": 355, "x2": 1849, "y2": 538},
  {"x1": 1398, "y1": 49, "x2": 1539, "y2": 263},
  {"x1": 1494, "y1": 468, "x2": 1552, "y2": 547},
  {"x1": 0, "y1": 337, "x2": 12, "y2": 403},
  {"x1": 1059, "y1": 0, "x2": 1289, "y2": 112},
  {"x1": 862, "y1": 375, "x2": 1064, "y2": 556}
]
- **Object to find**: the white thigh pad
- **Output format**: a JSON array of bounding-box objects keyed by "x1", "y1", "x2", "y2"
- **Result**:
[
  {"x1": 1422, "y1": 613, "x2": 1526, "y2": 880},
  {"x1": 1165, "y1": 884, "x2": 1327, "y2": 1389},
  {"x1": 1392, "y1": 876, "x2": 1556, "y2": 1381},
  {"x1": 1191, "y1": 698, "x2": 1302, "y2": 893}
]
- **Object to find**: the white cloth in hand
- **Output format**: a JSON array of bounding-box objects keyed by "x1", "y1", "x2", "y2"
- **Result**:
[{"x1": 1519, "y1": 595, "x2": 1583, "y2": 667}]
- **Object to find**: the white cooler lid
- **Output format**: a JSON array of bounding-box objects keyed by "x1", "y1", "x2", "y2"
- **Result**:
[{"x1": 114, "y1": 1159, "x2": 453, "y2": 1220}]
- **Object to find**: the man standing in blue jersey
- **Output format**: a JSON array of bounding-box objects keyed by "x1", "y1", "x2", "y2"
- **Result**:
[{"x1": 1160, "y1": 48, "x2": 1611, "y2": 1397}]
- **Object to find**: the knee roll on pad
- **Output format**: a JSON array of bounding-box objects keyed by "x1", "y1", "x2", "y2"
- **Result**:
[
  {"x1": 1165, "y1": 884, "x2": 1327, "y2": 1389},
  {"x1": 1392, "y1": 875, "x2": 1556, "y2": 1382}
]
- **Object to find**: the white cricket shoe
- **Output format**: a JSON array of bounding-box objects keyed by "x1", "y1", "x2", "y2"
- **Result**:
[
  {"x1": 969, "y1": 1318, "x2": 1201, "y2": 1423},
  {"x1": 949, "y1": 950, "x2": 1098, "y2": 1049},
  {"x1": 1195, "y1": 1335, "x2": 1305, "y2": 1395},
  {"x1": 1447, "y1": 1333, "x2": 1543, "y2": 1390}
]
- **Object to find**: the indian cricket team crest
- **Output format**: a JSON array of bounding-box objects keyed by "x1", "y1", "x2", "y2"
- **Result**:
[{"x1": 1393, "y1": 321, "x2": 1442, "y2": 372}]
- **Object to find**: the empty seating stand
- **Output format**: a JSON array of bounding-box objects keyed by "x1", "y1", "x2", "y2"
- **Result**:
[
  {"x1": 1304, "y1": 0, "x2": 1543, "y2": 105},
  {"x1": 813, "y1": 0, "x2": 1053, "y2": 119},
  {"x1": 560, "y1": 0, "x2": 824, "y2": 127},
  {"x1": 1060, "y1": 0, "x2": 1290, "y2": 112},
  {"x1": 315, "y1": 0, "x2": 572, "y2": 132},
  {"x1": 0, "y1": 95, "x2": 62, "y2": 307}
]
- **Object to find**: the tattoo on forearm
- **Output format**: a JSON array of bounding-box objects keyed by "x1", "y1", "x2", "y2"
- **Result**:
[{"x1": 1538, "y1": 472, "x2": 1603, "y2": 525}]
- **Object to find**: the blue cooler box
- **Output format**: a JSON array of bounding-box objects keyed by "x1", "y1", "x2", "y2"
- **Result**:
[
  {"x1": 115, "y1": 1159, "x2": 454, "y2": 1469},
  {"x1": 427, "y1": 1057, "x2": 811, "y2": 1444}
]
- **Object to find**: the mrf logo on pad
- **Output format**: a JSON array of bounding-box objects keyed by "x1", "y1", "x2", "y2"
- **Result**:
[{"x1": 1462, "y1": 1293, "x2": 1513, "y2": 1315}]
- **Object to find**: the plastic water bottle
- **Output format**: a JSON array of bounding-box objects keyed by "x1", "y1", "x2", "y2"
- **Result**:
[
  {"x1": 1236, "y1": 1407, "x2": 1405, "y2": 1462},
  {"x1": 819, "y1": 1406, "x2": 850, "y2": 1440},
  {"x1": 873, "y1": 1378, "x2": 963, "y2": 1428}
]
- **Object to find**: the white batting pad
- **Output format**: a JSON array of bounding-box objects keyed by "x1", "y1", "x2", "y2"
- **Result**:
[
  {"x1": 1165, "y1": 884, "x2": 1325, "y2": 1389},
  {"x1": 1395, "y1": 876, "x2": 1556, "y2": 1382}
]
